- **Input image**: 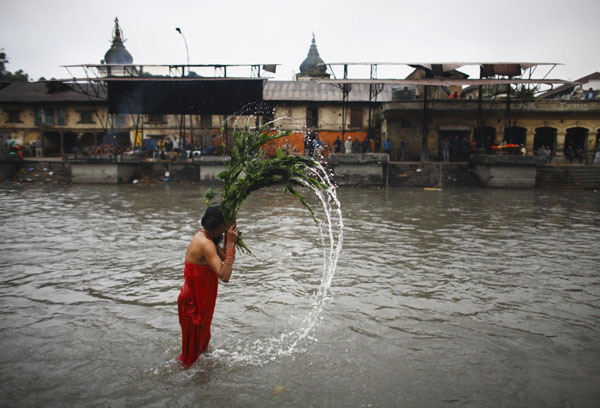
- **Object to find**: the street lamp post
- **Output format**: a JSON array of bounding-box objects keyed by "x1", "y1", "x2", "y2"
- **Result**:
[
  {"x1": 175, "y1": 27, "x2": 192, "y2": 157},
  {"x1": 175, "y1": 27, "x2": 190, "y2": 67}
]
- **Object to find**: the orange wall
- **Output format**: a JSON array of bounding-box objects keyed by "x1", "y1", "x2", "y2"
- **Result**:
[{"x1": 260, "y1": 130, "x2": 369, "y2": 158}]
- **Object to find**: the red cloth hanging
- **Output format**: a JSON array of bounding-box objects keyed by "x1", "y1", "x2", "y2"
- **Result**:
[{"x1": 177, "y1": 262, "x2": 219, "y2": 368}]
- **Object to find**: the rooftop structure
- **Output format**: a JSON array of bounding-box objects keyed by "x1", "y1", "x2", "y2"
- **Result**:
[
  {"x1": 297, "y1": 34, "x2": 330, "y2": 80},
  {"x1": 538, "y1": 72, "x2": 600, "y2": 100},
  {"x1": 103, "y1": 18, "x2": 133, "y2": 65}
]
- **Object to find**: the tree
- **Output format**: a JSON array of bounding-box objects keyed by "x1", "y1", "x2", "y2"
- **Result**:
[{"x1": 0, "y1": 50, "x2": 29, "y2": 82}]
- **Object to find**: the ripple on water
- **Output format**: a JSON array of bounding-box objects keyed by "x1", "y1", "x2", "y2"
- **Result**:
[{"x1": 1, "y1": 185, "x2": 600, "y2": 407}]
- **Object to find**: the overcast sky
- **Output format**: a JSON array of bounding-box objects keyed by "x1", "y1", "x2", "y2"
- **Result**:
[{"x1": 1, "y1": 0, "x2": 599, "y2": 83}]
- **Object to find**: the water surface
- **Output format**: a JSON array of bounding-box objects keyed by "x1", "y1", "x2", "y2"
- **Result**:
[{"x1": 0, "y1": 184, "x2": 599, "y2": 407}]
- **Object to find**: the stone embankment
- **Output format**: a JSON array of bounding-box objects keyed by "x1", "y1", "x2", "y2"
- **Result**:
[
  {"x1": 1, "y1": 155, "x2": 599, "y2": 189},
  {"x1": 536, "y1": 164, "x2": 600, "y2": 189}
]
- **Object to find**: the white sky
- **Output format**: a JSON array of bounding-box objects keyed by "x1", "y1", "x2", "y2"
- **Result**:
[{"x1": 1, "y1": 0, "x2": 599, "y2": 82}]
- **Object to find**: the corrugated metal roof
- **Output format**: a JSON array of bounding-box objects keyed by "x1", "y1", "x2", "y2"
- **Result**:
[
  {"x1": 0, "y1": 82, "x2": 106, "y2": 103},
  {"x1": 538, "y1": 72, "x2": 600, "y2": 99},
  {"x1": 321, "y1": 62, "x2": 560, "y2": 68},
  {"x1": 263, "y1": 81, "x2": 397, "y2": 102},
  {"x1": 317, "y1": 78, "x2": 574, "y2": 86}
]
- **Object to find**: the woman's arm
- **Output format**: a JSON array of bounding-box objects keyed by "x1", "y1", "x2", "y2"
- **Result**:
[
  {"x1": 205, "y1": 225, "x2": 237, "y2": 283},
  {"x1": 217, "y1": 241, "x2": 226, "y2": 260}
]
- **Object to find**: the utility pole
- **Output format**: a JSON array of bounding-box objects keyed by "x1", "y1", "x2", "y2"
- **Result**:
[{"x1": 176, "y1": 27, "x2": 190, "y2": 155}]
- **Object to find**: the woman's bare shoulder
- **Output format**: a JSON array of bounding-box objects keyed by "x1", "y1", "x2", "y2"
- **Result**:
[{"x1": 186, "y1": 231, "x2": 213, "y2": 263}]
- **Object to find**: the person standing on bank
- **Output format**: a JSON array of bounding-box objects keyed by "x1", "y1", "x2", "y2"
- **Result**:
[
  {"x1": 334, "y1": 136, "x2": 342, "y2": 153},
  {"x1": 344, "y1": 136, "x2": 352, "y2": 154},
  {"x1": 177, "y1": 205, "x2": 238, "y2": 368}
]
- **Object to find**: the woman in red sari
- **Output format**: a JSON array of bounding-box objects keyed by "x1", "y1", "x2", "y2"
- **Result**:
[{"x1": 177, "y1": 205, "x2": 237, "y2": 368}]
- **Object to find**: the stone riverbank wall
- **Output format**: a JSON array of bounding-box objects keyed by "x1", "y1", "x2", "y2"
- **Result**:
[{"x1": 2, "y1": 155, "x2": 599, "y2": 189}]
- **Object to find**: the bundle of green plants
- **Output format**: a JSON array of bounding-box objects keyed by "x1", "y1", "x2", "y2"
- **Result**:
[{"x1": 203, "y1": 124, "x2": 328, "y2": 254}]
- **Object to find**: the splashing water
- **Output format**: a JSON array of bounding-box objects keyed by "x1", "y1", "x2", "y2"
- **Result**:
[
  {"x1": 211, "y1": 162, "x2": 343, "y2": 366},
  {"x1": 176, "y1": 115, "x2": 343, "y2": 367}
]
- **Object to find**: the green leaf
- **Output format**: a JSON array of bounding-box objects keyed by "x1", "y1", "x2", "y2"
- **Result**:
[{"x1": 203, "y1": 125, "x2": 328, "y2": 255}]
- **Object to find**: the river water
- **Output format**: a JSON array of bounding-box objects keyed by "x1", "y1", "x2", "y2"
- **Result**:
[{"x1": 0, "y1": 184, "x2": 599, "y2": 407}]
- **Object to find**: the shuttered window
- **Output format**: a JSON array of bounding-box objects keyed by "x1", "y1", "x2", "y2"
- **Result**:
[
  {"x1": 77, "y1": 110, "x2": 95, "y2": 124},
  {"x1": 4, "y1": 109, "x2": 22, "y2": 123},
  {"x1": 44, "y1": 107, "x2": 55, "y2": 126},
  {"x1": 350, "y1": 108, "x2": 363, "y2": 128},
  {"x1": 57, "y1": 108, "x2": 65, "y2": 125},
  {"x1": 306, "y1": 107, "x2": 318, "y2": 128}
]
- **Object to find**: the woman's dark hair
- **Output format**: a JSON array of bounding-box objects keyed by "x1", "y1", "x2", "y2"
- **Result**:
[
  {"x1": 201, "y1": 205, "x2": 225, "y2": 230},
  {"x1": 202, "y1": 205, "x2": 225, "y2": 246}
]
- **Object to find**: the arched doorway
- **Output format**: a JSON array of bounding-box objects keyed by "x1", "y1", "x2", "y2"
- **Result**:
[
  {"x1": 63, "y1": 132, "x2": 78, "y2": 154},
  {"x1": 564, "y1": 127, "x2": 588, "y2": 155},
  {"x1": 24, "y1": 131, "x2": 39, "y2": 144},
  {"x1": 534, "y1": 127, "x2": 557, "y2": 155},
  {"x1": 42, "y1": 131, "x2": 61, "y2": 156},
  {"x1": 474, "y1": 126, "x2": 496, "y2": 151},
  {"x1": 504, "y1": 126, "x2": 527, "y2": 145}
]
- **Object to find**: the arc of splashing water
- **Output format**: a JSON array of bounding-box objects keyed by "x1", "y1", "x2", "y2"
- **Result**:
[
  {"x1": 223, "y1": 162, "x2": 343, "y2": 365},
  {"x1": 202, "y1": 117, "x2": 343, "y2": 364}
]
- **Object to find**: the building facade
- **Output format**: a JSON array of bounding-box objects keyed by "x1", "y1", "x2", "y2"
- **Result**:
[{"x1": 2, "y1": 21, "x2": 599, "y2": 162}]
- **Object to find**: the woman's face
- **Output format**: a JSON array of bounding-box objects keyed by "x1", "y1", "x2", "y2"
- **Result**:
[{"x1": 216, "y1": 223, "x2": 227, "y2": 236}]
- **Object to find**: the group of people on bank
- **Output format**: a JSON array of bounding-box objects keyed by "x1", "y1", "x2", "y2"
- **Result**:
[
  {"x1": 441, "y1": 136, "x2": 476, "y2": 163},
  {"x1": 534, "y1": 145, "x2": 554, "y2": 163},
  {"x1": 2, "y1": 136, "x2": 43, "y2": 158},
  {"x1": 149, "y1": 137, "x2": 220, "y2": 161}
]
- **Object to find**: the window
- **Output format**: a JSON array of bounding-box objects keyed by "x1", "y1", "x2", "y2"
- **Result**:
[
  {"x1": 114, "y1": 114, "x2": 127, "y2": 127},
  {"x1": 147, "y1": 114, "x2": 164, "y2": 124},
  {"x1": 45, "y1": 108, "x2": 55, "y2": 125},
  {"x1": 200, "y1": 115, "x2": 212, "y2": 128},
  {"x1": 34, "y1": 107, "x2": 65, "y2": 126},
  {"x1": 4, "y1": 109, "x2": 22, "y2": 123},
  {"x1": 306, "y1": 107, "x2": 318, "y2": 128},
  {"x1": 77, "y1": 110, "x2": 96, "y2": 124},
  {"x1": 350, "y1": 108, "x2": 363, "y2": 128},
  {"x1": 57, "y1": 108, "x2": 65, "y2": 125}
]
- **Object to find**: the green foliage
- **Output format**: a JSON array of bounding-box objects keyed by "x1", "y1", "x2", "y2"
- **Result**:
[
  {"x1": 514, "y1": 86, "x2": 536, "y2": 100},
  {"x1": 481, "y1": 84, "x2": 536, "y2": 100},
  {"x1": 204, "y1": 124, "x2": 328, "y2": 254},
  {"x1": 0, "y1": 50, "x2": 29, "y2": 82}
]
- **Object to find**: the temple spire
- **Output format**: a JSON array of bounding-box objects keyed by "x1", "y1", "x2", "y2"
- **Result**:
[
  {"x1": 103, "y1": 17, "x2": 133, "y2": 64},
  {"x1": 297, "y1": 33, "x2": 329, "y2": 80}
]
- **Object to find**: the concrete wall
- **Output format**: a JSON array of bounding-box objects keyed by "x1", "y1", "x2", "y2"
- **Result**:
[
  {"x1": 71, "y1": 163, "x2": 138, "y2": 184},
  {"x1": 0, "y1": 161, "x2": 19, "y2": 181},
  {"x1": 389, "y1": 162, "x2": 480, "y2": 188},
  {"x1": 328, "y1": 153, "x2": 388, "y2": 186},
  {"x1": 386, "y1": 118, "x2": 422, "y2": 161},
  {"x1": 273, "y1": 104, "x2": 370, "y2": 131},
  {"x1": 474, "y1": 164, "x2": 537, "y2": 188},
  {"x1": 471, "y1": 155, "x2": 541, "y2": 188},
  {"x1": 198, "y1": 157, "x2": 229, "y2": 184}
]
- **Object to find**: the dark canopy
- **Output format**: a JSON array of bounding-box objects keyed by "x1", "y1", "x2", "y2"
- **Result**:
[{"x1": 107, "y1": 78, "x2": 265, "y2": 114}]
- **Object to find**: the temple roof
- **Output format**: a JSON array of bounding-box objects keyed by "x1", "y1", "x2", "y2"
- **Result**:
[
  {"x1": 299, "y1": 34, "x2": 327, "y2": 75},
  {"x1": 103, "y1": 18, "x2": 133, "y2": 65}
]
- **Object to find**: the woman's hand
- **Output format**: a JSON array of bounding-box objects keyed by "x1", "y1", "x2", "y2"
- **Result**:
[{"x1": 226, "y1": 223, "x2": 238, "y2": 247}]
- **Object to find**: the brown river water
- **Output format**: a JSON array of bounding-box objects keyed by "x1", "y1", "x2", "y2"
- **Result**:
[{"x1": 0, "y1": 183, "x2": 599, "y2": 407}]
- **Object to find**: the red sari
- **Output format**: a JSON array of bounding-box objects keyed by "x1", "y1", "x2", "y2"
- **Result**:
[{"x1": 177, "y1": 262, "x2": 219, "y2": 368}]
